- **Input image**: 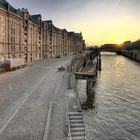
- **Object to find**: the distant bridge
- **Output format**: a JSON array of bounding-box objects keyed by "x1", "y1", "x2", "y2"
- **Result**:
[
  {"x1": 99, "y1": 45, "x2": 117, "y2": 52},
  {"x1": 87, "y1": 45, "x2": 121, "y2": 54}
]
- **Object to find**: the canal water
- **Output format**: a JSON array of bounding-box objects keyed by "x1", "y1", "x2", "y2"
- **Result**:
[{"x1": 77, "y1": 52, "x2": 140, "y2": 140}]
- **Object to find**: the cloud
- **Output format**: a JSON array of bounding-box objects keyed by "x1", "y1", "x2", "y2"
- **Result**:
[{"x1": 7, "y1": 0, "x2": 140, "y2": 45}]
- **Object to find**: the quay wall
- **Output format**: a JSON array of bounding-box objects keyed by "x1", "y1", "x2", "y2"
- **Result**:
[
  {"x1": 68, "y1": 51, "x2": 99, "y2": 89},
  {"x1": 68, "y1": 52, "x2": 99, "y2": 112},
  {"x1": 121, "y1": 50, "x2": 140, "y2": 62},
  {"x1": 68, "y1": 54, "x2": 85, "y2": 89}
]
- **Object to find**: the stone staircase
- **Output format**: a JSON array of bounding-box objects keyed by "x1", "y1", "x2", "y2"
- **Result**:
[{"x1": 67, "y1": 112, "x2": 86, "y2": 140}]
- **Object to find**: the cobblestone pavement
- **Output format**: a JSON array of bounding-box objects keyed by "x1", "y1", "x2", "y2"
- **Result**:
[{"x1": 0, "y1": 55, "x2": 74, "y2": 140}]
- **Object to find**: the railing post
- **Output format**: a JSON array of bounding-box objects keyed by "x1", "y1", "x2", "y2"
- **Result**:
[{"x1": 97, "y1": 53, "x2": 101, "y2": 71}]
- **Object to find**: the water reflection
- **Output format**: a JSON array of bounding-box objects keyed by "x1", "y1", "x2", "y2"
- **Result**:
[{"x1": 77, "y1": 53, "x2": 140, "y2": 140}]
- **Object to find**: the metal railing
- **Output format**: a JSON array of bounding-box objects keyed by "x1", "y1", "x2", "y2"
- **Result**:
[{"x1": 66, "y1": 87, "x2": 72, "y2": 140}]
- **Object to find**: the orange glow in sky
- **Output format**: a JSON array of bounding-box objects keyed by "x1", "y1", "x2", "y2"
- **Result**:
[{"x1": 8, "y1": 0, "x2": 140, "y2": 46}]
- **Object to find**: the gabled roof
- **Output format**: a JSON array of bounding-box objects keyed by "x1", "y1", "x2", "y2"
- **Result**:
[
  {"x1": 45, "y1": 20, "x2": 53, "y2": 25},
  {"x1": 53, "y1": 25, "x2": 64, "y2": 34},
  {"x1": 0, "y1": 0, "x2": 8, "y2": 10},
  {"x1": 17, "y1": 8, "x2": 37, "y2": 23},
  {"x1": 17, "y1": 8, "x2": 25, "y2": 18},
  {"x1": 31, "y1": 14, "x2": 42, "y2": 25},
  {"x1": 0, "y1": 0, "x2": 5, "y2": 9},
  {"x1": 31, "y1": 14, "x2": 42, "y2": 19},
  {"x1": 0, "y1": 0, "x2": 17, "y2": 14}
]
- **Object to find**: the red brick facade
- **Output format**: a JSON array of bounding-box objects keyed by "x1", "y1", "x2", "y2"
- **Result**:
[{"x1": 0, "y1": 0, "x2": 85, "y2": 62}]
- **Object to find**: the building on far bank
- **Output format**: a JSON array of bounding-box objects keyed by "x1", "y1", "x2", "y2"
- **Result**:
[{"x1": 0, "y1": 0, "x2": 85, "y2": 63}]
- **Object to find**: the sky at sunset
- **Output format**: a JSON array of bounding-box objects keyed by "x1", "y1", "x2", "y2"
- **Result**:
[{"x1": 7, "y1": 0, "x2": 140, "y2": 46}]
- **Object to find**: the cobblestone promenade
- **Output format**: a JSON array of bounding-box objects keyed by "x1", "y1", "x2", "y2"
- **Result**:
[{"x1": 0, "y1": 55, "x2": 74, "y2": 140}]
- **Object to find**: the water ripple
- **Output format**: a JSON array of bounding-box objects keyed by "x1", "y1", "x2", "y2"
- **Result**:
[{"x1": 77, "y1": 54, "x2": 140, "y2": 140}]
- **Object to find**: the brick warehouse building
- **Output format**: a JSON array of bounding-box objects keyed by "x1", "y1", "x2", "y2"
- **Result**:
[{"x1": 0, "y1": 0, "x2": 85, "y2": 62}]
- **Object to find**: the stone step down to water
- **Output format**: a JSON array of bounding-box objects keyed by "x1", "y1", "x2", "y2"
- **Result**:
[{"x1": 68, "y1": 112, "x2": 86, "y2": 140}]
